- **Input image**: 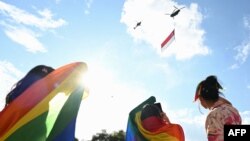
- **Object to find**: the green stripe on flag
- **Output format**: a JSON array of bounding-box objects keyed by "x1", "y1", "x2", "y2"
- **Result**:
[
  {"x1": 46, "y1": 86, "x2": 84, "y2": 141},
  {"x1": 6, "y1": 112, "x2": 48, "y2": 141}
]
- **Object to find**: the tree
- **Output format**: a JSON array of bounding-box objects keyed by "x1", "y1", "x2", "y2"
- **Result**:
[{"x1": 91, "y1": 129, "x2": 125, "y2": 141}]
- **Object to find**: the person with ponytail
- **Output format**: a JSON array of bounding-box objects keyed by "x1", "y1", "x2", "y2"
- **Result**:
[{"x1": 194, "y1": 75, "x2": 241, "y2": 141}]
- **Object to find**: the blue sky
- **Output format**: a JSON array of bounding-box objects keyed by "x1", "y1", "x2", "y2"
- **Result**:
[{"x1": 0, "y1": 0, "x2": 250, "y2": 140}]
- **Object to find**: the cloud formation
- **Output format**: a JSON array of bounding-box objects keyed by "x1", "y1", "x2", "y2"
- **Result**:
[
  {"x1": 244, "y1": 16, "x2": 250, "y2": 30},
  {"x1": 234, "y1": 41, "x2": 250, "y2": 65},
  {"x1": 84, "y1": 0, "x2": 93, "y2": 15},
  {"x1": 0, "y1": 61, "x2": 23, "y2": 109},
  {"x1": 120, "y1": 0, "x2": 210, "y2": 60},
  {"x1": 0, "y1": 1, "x2": 66, "y2": 53},
  {"x1": 4, "y1": 25, "x2": 46, "y2": 53},
  {"x1": 241, "y1": 111, "x2": 250, "y2": 124},
  {"x1": 231, "y1": 16, "x2": 250, "y2": 69}
]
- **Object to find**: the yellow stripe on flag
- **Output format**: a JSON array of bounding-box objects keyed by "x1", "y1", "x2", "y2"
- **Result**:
[{"x1": 1, "y1": 63, "x2": 87, "y2": 140}]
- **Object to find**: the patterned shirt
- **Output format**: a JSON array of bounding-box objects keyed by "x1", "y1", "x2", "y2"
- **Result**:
[{"x1": 205, "y1": 97, "x2": 242, "y2": 141}]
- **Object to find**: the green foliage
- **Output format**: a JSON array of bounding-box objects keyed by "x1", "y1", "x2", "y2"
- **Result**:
[{"x1": 91, "y1": 129, "x2": 125, "y2": 141}]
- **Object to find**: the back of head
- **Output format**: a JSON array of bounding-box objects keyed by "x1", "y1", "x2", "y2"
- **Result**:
[
  {"x1": 5, "y1": 65, "x2": 54, "y2": 106},
  {"x1": 196, "y1": 75, "x2": 223, "y2": 102},
  {"x1": 141, "y1": 104, "x2": 161, "y2": 121},
  {"x1": 26, "y1": 65, "x2": 54, "y2": 78}
]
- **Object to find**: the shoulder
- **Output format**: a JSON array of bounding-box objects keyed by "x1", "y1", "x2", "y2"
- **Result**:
[
  {"x1": 221, "y1": 104, "x2": 242, "y2": 124},
  {"x1": 206, "y1": 108, "x2": 222, "y2": 127},
  {"x1": 207, "y1": 103, "x2": 241, "y2": 125}
]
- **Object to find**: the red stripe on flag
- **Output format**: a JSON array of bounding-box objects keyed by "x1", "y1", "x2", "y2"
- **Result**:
[{"x1": 161, "y1": 29, "x2": 175, "y2": 49}]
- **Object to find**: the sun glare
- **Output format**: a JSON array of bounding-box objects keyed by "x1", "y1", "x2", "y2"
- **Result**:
[
  {"x1": 47, "y1": 92, "x2": 68, "y2": 136},
  {"x1": 76, "y1": 62, "x2": 150, "y2": 140},
  {"x1": 79, "y1": 63, "x2": 114, "y2": 96}
]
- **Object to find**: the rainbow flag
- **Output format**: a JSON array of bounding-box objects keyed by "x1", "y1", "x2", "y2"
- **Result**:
[
  {"x1": 126, "y1": 96, "x2": 185, "y2": 141},
  {"x1": 0, "y1": 62, "x2": 88, "y2": 141}
]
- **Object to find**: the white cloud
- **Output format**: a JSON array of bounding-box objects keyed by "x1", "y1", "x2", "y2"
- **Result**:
[
  {"x1": 230, "y1": 63, "x2": 239, "y2": 70},
  {"x1": 84, "y1": 0, "x2": 93, "y2": 15},
  {"x1": 160, "y1": 101, "x2": 207, "y2": 127},
  {"x1": 231, "y1": 16, "x2": 250, "y2": 69},
  {"x1": 0, "y1": 1, "x2": 66, "y2": 53},
  {"x1": 244, "y1": 16, "x2": 250, "y2": 30},
  {"x1": 0, "y1": 1, "x2": 66, "y2": 30},
  {"x1": 168, "y1": 108, "x2": 207, "y2": 141},
  {"x1": 0, "y1": 61, "x2": 23, "y2": 109},
  {"x1": 120, "y1": 0, "x2": 210, "y2": 60},
  {"x1": 232, "y1": 40, "x2": 250, "y2": 68},
  {"x1": 4, "y1": 25, "x2": 47, "y2": 53},
  {"x1": 240, "y1": 111, "x2": 250, "y2": 124}
]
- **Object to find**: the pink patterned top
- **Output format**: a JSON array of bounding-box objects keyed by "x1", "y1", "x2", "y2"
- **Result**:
[{"x1": 205, "y1": 97, "x2": 242, "y2": 141}]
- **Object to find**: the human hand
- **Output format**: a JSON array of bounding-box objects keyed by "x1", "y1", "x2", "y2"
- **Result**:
[{"x1": 160, "y1": 112, "x2": 170, "y2": 124}]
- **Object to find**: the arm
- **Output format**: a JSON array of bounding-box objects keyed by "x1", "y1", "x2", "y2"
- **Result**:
[{"x1": 160, "y1": 112, "x2": 170, "y2": 124}]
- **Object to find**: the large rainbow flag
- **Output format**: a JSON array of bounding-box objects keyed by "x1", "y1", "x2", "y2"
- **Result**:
[
  {"x1": 0, "y1": 62, "x2": 88, "y2": 141},
  {"x1": 126, "y1": 96, "x2": 185, "y2": 141}
]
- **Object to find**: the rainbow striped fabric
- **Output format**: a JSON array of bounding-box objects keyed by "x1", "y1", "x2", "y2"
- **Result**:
[
  {"x1": 126, "y1": 96, "x2": 185, "y2": 141},
  {"x1": 0, "y1": 62, "x2": 88, "y2": 141}
]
